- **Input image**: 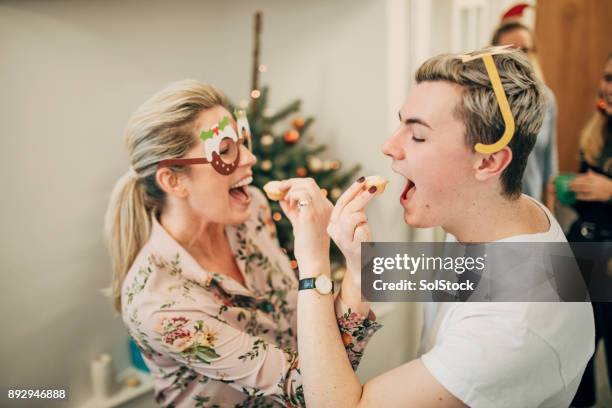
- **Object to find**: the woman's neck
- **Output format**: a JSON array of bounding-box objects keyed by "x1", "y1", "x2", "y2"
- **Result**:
[{"x1": 159, "y1": 205, "x2": 226, "y2": 259}]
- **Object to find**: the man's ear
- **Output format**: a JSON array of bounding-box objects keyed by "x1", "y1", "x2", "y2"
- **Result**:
[
  {"x1": 156, "y1": 168, "x2": 188, "y2": 198},
  {"x1": 473, "y1": 146, "x2": 513, "y2": 182}
]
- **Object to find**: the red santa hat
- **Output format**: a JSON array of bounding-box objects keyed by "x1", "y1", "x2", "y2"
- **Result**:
[
  {"x1": 502, "y1": 3, "x2": 531, "y2": 21},
  {"x1": 500, "y1": 3, "x2": 536, "y2": 29}
]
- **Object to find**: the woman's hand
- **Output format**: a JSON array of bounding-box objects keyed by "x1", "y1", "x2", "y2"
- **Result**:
[
  {"x1": 570, "y1": 170, "x2": 612, "y2": 202},
  {"x1": 327, "y1": 178, "x2": 378, "y2": 285},
  {"x1": 278, "y1": 178, "x2": 333, "y2": 275}
]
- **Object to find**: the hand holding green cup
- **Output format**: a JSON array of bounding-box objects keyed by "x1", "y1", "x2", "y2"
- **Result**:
[{"x1": 555, "y1": 173, "x2": 577, "y2": 206}]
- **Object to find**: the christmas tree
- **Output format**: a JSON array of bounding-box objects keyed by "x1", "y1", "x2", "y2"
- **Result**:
[{"x1": 236, "y1": 12, "x2": 360, "y2": 276}]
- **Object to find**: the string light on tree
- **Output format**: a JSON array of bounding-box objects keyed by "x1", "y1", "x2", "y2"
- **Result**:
[
  {"x1": 258, "y1": 64, "x2": 268, "y2": 73},
  {"x1": 251, "y1": 89, "x2": 261, "y2": 99},
  {"x1": 261, "y1": 134, "x2": 274, "y2": 147},
  {"x1": 330, "y1": 187, "x2": 342, "y2": 200},
  {"x1": 307, "y1": 156, "x2": 323, "y2": 172},
  {"x1": 260, "y1": 160, "x2": 272, "y2": 171},
  {"x1": 273, "y1": 212, "x2": 282, "y2": 221},
  {"x1": 296, "y1": 167, "x2": 308, "y2": 177}
]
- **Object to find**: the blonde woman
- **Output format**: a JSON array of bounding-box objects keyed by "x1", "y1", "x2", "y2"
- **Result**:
[
  {"x1": 564, "y1": 54, "x2": 612, "y2": 408},
  {"x1": 104, "y1": 80, "x2": 380, "y2": 407}
]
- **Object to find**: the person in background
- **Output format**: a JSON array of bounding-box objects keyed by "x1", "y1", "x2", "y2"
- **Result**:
[
  {"x1": 561, "y1": 53, "x2": 612, "y2": 408},
  {"x1": 492, "y1": 20, "x2": 558, "y2": 209}
]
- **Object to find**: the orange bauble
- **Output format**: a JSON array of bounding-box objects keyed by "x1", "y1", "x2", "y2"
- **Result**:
[
  {"x1": 292, "y1": 117, "x2": 305, "y2": 130},
  {"x1": 283, "y1": 129, "x2": 300, "y2": 144}
]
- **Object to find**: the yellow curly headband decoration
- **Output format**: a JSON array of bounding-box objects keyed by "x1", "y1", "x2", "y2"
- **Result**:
[{"x1": 459, "y1": 45, "x2": 516, "y2": 154}]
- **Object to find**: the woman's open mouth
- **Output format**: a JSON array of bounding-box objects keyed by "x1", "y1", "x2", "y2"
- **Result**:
[
  {"x1": 229, "y1": 176, "x2": 252, "y2": 204},
  {"x1": 400, "y1": 179, "x2": 416, "y2": 204}
]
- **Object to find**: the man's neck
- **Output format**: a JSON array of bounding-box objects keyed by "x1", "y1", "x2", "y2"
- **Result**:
[{"x1": 444, "y1": 192, "x2": 550, "y2": 243}]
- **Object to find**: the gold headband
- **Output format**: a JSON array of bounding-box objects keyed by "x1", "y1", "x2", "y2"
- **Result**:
[{"x1": 459, "y1": 45, "x2": 516, "y2": 154}]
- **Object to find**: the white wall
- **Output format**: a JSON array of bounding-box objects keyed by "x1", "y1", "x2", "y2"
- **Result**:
[{"x1": 0, "y1": 0, "x2": 414, "y2": 406}]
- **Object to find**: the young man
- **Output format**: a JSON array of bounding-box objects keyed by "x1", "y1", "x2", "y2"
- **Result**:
[{"x1": 279, "y1": 47, "x2": 595, "y2": 407}]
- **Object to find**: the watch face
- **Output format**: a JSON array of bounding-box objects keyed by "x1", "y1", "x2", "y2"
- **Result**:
[{"x1": 315, "y1": 275, "x2": 333, "y2": 295}]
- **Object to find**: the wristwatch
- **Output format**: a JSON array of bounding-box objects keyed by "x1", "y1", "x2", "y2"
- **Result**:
[{"x1": 298, "y1": 274, "x2": 334, "y2": 295}]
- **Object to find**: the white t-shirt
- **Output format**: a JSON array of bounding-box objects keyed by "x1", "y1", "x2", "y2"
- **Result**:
[{"x1": 419, "y1": 197, "x2": 595, "y2": 408}]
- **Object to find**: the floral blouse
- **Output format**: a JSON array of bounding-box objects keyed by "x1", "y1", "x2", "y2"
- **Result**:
[{"x1": 121, "y1": 187, "x2": 382, "y2": 407}]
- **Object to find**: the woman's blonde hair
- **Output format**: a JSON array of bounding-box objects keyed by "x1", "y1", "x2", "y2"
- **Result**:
[
  {"x1": 104, "y1": 79, "x2": 226, "y2": 312},
  {"x1": 580, "y1": 54, "x2": 612, "y2": 172},
  {"x1": 580, "y1": 112, "x2": 610, "y2": 171}
]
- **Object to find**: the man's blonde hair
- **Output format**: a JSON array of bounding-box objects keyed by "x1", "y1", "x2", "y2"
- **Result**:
[{"x1": 415, "y1": 47, "x2": 546, "y2": 198}]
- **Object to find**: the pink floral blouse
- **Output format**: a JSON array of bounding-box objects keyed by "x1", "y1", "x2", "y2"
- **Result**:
[{"x1": 121, "y1": 187, "x2": 381, "y2": 407}]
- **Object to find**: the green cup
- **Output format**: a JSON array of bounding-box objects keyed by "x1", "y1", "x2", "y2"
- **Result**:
[{"x1": 555, "y1": 173, "x2": 577, "y2": 206}]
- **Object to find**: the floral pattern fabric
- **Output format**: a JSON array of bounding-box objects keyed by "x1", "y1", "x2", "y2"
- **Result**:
[{"x1": 121, "y1": 187, "x2": 381, "y2": 407}]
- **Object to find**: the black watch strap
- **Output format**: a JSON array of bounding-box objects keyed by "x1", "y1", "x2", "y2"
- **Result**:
[
  {"x1": 298, "y1": 277, "x2": 334, "y2": 293},
  {"x1": 299, "y1": 277, "x2": 316, "y2": 291}
]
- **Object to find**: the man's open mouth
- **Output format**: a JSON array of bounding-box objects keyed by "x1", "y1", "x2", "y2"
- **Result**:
[{"x1": 401, "y1": 179, "x2": 416, "y2": 202}]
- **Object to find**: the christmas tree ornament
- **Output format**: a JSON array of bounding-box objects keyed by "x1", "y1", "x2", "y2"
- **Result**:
[
  {"x1": 296, "y1": 167, "x2": 308, "y2": 177},
  {"x1": 260, "y1": 160, "x2": 272, "y2": 172},
  {"x1": 330, "y1": 187, "x2": 342, "y2": 200},
  {"x1": 307, "y1": 156, "x2": 323, "y2": 172},
  {"x1": 290, "y1": 260, "x2": 298, "y2": 269},
  {"x1": 292, "y1": 117, "x2": 305, "y2": 130},
  {"x1": 260, "y1": 134, "x2": 274, "y2": 147},
  {"x1": 272, "y1": 212, "x2": 282, "y2": 221},
  {"x1": 283, "y1": 129, "x2": 300, "y2": 144}
]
